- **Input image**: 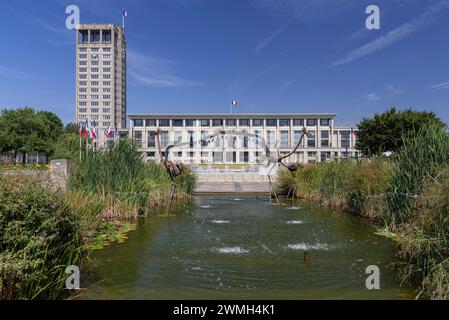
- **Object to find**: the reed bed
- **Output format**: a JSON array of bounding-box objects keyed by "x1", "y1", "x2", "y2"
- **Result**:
[{"x1": 69, "y1": 139, "x2": 196, "y2": 219}]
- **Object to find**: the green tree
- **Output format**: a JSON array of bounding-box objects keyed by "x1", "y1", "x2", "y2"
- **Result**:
[
  {"x1": 0, "y1": 108, "x2": 63, "y2": 164},
  {"x1": 356, "y1": 108, "x2": 445, "y2": 156},
  {"x1": 51, "y1": 123, "x2": 82, "y2": 160},
  {"x1": 63, "y1": 123, "x2": 80, "y2": 135}
]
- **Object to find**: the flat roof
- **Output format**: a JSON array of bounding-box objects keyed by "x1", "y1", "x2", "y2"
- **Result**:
[{"x1": 128, "y1": 113, "x2": 337, "y2": 118}]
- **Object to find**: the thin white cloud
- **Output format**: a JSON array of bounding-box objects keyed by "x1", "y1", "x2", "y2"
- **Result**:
[
  {"x1": 430, "y1": 80, "x2": 449, "y2": 91},
  {"x1": 250, "y1": 0, "x2": 357, "y2": 21},
  {"x1": 0, "y1": 66, "x2": 41, "y2": 80},
  {"x1": 365, "y1": 93, "x2": 381, "y2": 101},
  {"x1": 128, "y1": 49, "x2": 201, "y2": 87},
  {"x1": 386, "y1": 85, "x2": 403, "y2": 94},
  {"x1": 332, "y1": 1, "x2": 449, "y2": 67},
  {"x1": 27, "y1": 16, "x2": 74, "y2": 46},
  {"x1": 255, "y1": 21, "x2": 292, "y2": 53}
]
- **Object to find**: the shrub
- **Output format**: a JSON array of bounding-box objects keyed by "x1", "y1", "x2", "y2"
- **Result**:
[{"x1": 0, "y1": 175, "x2": 103, "y2": 299}]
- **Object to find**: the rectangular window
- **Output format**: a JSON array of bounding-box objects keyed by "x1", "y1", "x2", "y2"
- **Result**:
[
  {"x1": 172, "y1": 119, "x2": 183, "y2": 127},
  {"x1": 103, "y1": 81, "x2": 111, "y2": 86},
  {"x1": 90, "y1": 30, "x2": 100, "y2": 42},
  {"x1": 103, "y1": 68, "x2": 111, "y2": 72},
  {"x1": 91, "y1": 68, "x2": 99, "y2": 73},
  {"x1": 253, "y1": 130, "x2": 261, "y2": 147},
  {"x1": 91, "y1": 81, "x2": 99, "y2": 86},
  {"x1": 79, "y1": 108, "x2": 87, "y2": 113},
  {"x1": 321, "y1": 130, "x2": 329, "y2": 147},
  {"x1": 103, "y1": 47, "x2": 111, "y2": 53},
  {"x1": 174, "y1": 131, "x2": 183, "y2": 144},
  {"x1": 340, "y1": 131, "x2": 351, "y2": 139},
  {"x1": 239, "y1": 119, "x2": 250, "y2": 127},
  {"x1": 79, "y1": 88, "x2": 87, "y2": 93},
  {"x1": 79, "y1": 68, "x2": 87, "y2": 73},
  {"x1": 78, "y1": 102, "x2": 87, "y2": 106},
  {"x1": 307, "y1": 119, "x2": 317, "y2": 126},
  {"x1": 79, "y1": 61, "x2": 87, "y2": 66},
  {"x1": 308, "y1": 151, "x2": 317, "y2": 163},
  {"x1": 91, "y1": 48, "x2": 99, "y2": 52},
  {"x1": 78, "y1": 95, "x2": 87, "y2": 100},
  {"x1": 103, "y1": 108, "x2": 111, "y2": 114},
  {"x1": 240, "y1": 152, "x2": 250, "y2": 163},
  {"x1": 200, "y1": 119, "x2": 210, "y2": 127},
  {"x1": 161, "y1": 131, "x2": 169, "y2": 148},
  {"x1": 102, "y1": 30, "x2": 111, "y2": 43},
  {"x1": 188, "y1": 131, "x2": 195, "y2": 148},
  {"x1": 308, "y1": 130, "x2": 316, "y2": 147},
  {"x1": 252, "y1": 119, "x2": 263, "y2": 127},
  {"x1": 79, "y1": 75, "x2": 87, "y2": 79},
  {"x1": 133, "y1": 131, "x2": 142, "y2": 145},
  {"x1": 103, "y1": 75, "x2": 111, "y2": 79},
  {"x1": 267, "y1": 130, "x2": 276, "y2": 147},
  {"x1": 147, "y1": 132, "x2": 156, "y2": 148},
  {"x1": 226, "y1": 119, "x2": 237, "y2": 126},
  {"x1": 91, "y1": 75, "x2": 99, "y2": 79},
  {"x1": 185, "y1": 119, "x2": 196, "y2": 127},
  {"x1": 280, "y1": 131, "x2": 289, "y2": 148},
  {"x1": 78, "y1": 47, "x2": 87, "y2": 53},
  {"x1": 91, "y1": 95, "x2": 99, "y2": 100},
  {"x1": 159, "y1": 119, "x2": 170, "y2": 127},
  {"x1": 279, "y1": 119, "x2": 290, "y2": 127},
  {"x1": 103, "y1": 115, "x2": 111, "y2": 120},
  {"x1": 91, "y1": 61, "x2": 99, "y2": 66},
  {"x1": 78, "y1": 30, "x2": 88, "y2": 43},
  {"x1": 212, "y1": 119, "x2": 223, "y2": 127},
  {"x1": 91, "y1": 88, "x2": 99, "y2": 93},
  {"x1": 103, "y1": 101, "x2": 111, "y2": 106},
  {"x1": 90, "y1": 102, "x2": 99, "y2": 107},
  {"x1": 293, "y1": 119, "x2": 304, "y2": 126},
  {"x1": 145, "y1": 119, "x2": 156, "y2": 127},
  {"x1": 320, "y1": 119, "x2": 330, "y2": 126},
  {"x1": 341, "y1": 140, "x2": 350, "y2": 148},
  {"x1": 266, "y1": 119, "x2": 277, "y2": 127},
  {"x1": 103, "y1": 54, "x2": 111, "y2": 60},
  {"x1": 133, "y1": 119, "x2": 143, "y2": 127},
  {"x1": 103, "y1": 95, "x2": 111, "y2": 100}
]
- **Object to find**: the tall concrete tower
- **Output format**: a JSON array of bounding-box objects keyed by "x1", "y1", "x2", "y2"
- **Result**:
[{"x1": 75, "y1": 24, "x2": 126, "y2": 146}]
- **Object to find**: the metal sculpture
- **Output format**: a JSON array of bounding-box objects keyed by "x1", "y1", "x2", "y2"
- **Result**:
[
  {"x1": 154, "y1": 129, "x2": 184, "y2": 215},
  {"x1": 153, "y1": 126, "x2": 309, "y2": 210}
]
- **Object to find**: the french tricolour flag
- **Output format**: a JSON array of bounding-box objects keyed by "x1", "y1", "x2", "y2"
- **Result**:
[
  {"x1": 123, "y1": 9, "x2": 128, "y2": 17},
  {"x1": 232, "y1": 100, "x2": 238, "y2": 107}
]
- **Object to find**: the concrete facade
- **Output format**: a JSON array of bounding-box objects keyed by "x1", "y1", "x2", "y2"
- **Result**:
[
  {"x1": 75, "y1": 24, "x2": 127, "y2": 147},
  {"x1": 128, "y1": 114, "x2": 359, "y2": 164}
]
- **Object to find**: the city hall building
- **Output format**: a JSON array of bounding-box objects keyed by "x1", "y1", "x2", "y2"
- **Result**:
[{"x1": 128, "y1": 114, "x2": 358, "y2": 165}]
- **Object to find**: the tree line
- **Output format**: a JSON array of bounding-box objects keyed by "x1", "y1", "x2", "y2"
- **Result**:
[{"x1": 0, "y1": 107, "x2": 79, "y2": 164}]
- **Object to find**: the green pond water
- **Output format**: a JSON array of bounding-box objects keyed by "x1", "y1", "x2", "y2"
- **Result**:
[{"x1": 81, "y1": 195, "x2": 415, "y2": 300}]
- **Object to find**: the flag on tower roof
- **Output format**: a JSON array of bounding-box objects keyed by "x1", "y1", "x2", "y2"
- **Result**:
[{"x1": 123, "y1": 9, "x2": 128, "y2": 17}]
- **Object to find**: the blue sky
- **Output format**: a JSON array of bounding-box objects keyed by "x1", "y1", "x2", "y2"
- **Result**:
[{"x1": 1, "y1": 0, "x2": 449, "y2": 126}]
